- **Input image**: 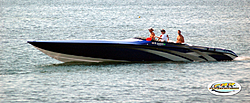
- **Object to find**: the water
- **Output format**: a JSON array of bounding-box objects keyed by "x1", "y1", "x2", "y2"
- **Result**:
[{"x1": 1, "y1": 0, "x2": 250, "y2": 102}]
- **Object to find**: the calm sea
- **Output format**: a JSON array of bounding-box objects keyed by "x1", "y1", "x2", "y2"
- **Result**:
[{"x1": 1, "y1": 0, "x2": 250, "y2": 102}]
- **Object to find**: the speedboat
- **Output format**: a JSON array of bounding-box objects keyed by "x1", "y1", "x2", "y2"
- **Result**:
[{"x1": 27, "y1": 37, "x2": 238, "y2": 63}]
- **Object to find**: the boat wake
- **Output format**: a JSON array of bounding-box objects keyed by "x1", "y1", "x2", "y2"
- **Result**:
[{"x1": 234, "y1": 56, "x2": 250, "y2": 61}]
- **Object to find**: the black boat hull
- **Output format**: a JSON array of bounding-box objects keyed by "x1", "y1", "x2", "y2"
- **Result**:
[{"x1": 28, "y1": 39, "x2": 238, "y2": 63}]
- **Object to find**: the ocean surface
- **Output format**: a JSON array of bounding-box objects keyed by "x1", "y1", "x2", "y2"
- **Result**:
[{"x1": 1, "y1": 0, "x2": 250, "y2": 102}]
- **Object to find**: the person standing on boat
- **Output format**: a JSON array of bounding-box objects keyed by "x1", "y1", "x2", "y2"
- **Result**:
[
  {"x1": 148, "y1": 27, "x2": 155, "y2": 41},
  {"x1": 176, "y1": 30, "x2": 184, "y2": 43},
  {"x1": 156, "y1": 29, "x2": 169, "y2": 42}
]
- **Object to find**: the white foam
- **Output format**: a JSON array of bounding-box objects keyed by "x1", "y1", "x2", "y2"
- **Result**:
[{"x1": 234, "y1": 56, "x2": 250, "y2": 61}]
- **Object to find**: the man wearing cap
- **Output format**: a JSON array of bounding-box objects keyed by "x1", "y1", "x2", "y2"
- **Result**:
[
  {"x1": 148, "y1": 28, "x2": 155, "y2": 40},
  {"x1": 156, "y1": 29, "x2": 169, "y2": 42}
]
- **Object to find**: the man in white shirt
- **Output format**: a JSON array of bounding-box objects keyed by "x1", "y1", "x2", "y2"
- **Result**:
[{"x1": 156, "y1": 29, "x2": 169, "y2": 42}]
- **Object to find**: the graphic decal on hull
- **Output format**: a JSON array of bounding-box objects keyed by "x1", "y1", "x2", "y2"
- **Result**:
[{"x1": 135, "y1": 48, "x2": 191, "y2": 61}]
